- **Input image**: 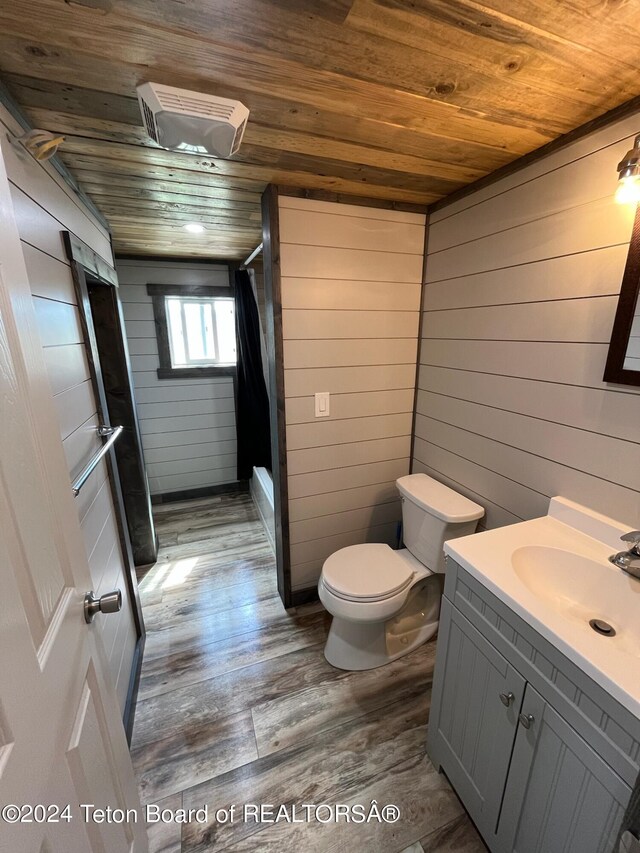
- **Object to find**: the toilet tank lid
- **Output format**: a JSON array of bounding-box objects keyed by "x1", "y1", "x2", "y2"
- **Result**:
[{"x1": 396, "y1": 474, "x2": 484, "y2": 523}]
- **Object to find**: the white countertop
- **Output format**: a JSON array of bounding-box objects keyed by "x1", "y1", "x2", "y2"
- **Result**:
[{"x1": 443, "y1": 497, "x2": 640, "y2": 719}]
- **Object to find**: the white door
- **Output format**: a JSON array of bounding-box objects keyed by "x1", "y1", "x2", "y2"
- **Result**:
[{"x1": 0, "y1": 143, "x2": 148, "y2": 851}]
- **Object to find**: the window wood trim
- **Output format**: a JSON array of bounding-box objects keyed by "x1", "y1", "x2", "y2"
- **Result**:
[{"x1": 147, "y1": 282, "x2": 237, "y2": 379}]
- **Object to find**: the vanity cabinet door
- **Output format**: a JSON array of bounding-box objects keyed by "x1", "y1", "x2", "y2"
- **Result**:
[
  {"x1": 427, "y1": 599, "x2": 526, "y2": 841},
  {"x1": 496, "y1": 684, "x2": 631, "y2": 853}
]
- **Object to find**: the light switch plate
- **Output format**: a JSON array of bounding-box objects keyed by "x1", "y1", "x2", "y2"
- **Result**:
[{"x1": 315, "y1": 392, "x2": 330, "y2": 418}]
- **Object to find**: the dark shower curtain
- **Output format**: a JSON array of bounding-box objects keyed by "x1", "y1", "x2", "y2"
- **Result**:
[{"x1": 233, "y1": 268, "x2": 272, "y2": 480}]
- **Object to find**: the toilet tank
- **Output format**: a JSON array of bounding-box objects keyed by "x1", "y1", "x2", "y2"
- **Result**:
[{"x1": 396, "y1": 474, "x2": 484, "y2": 573}]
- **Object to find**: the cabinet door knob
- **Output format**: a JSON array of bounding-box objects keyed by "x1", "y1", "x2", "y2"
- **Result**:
[
  {"x1": 499, "y1": 691, "x2": 515, "y2": 707},
  {"x1": 518, "y1": 713, "x2": 534, "y2": 729}
]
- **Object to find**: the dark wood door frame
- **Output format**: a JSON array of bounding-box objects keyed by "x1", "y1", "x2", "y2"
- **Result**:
[
  {"x1": 261, "y1": 185, "x2": 295, "y2": 608},
  {"x1": 63, "y1": 231, "x2": 150, "y2": 742}
]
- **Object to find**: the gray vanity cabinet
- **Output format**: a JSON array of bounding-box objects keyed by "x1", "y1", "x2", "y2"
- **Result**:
[
  {"x1": 496, "y1": 684, "x2": 632, "y2": 853},
  {"x1": 428, "y1": 598, "x2": 525, "y2": 841},
  {"x1": 428, "y1": 558, "x2": 639, "y2": 853}
]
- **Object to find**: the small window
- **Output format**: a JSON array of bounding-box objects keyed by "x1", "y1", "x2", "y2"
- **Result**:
[
  {"x1": 146, "y1": 283, "x2": 237, "y2": 379},
  {"x1": 165, "y1": 296, "x2": 236, "y2": 368}
]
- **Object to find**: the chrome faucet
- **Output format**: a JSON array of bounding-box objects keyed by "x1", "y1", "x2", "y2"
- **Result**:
[{"x1": 609, "y1": 531, "x2": 640, "y2": 579}]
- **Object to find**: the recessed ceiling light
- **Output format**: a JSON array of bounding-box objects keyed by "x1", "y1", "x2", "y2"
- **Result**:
[{"x1": 184, "y1": 222, "x2": 205, "y2": 233}]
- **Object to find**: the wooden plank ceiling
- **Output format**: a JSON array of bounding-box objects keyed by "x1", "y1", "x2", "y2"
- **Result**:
[{"x1": 2, "y1": 0, "x2": 640, "y2": 258}]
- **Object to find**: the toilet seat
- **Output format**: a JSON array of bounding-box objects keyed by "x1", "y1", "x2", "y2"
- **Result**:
[{"x1": 322, "y1": 543, "x2": 414, "y2": 602}]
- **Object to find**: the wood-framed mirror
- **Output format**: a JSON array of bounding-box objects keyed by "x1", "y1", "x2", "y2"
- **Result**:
[{"x1": 603, "y1": 204, "x2": 640, "y2": 386}]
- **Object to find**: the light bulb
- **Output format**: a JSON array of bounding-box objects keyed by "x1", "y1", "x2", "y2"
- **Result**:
[
  {"x1": 615, "y1": 176, "x2": 640, "y2": 205},
  {"x1": 184, "y1": 222, "x2": 205, "y2": 233}
]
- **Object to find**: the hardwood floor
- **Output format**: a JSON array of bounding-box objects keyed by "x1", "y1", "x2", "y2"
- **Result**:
[{"x1": 133, "y1": 491, "x2": 487, "y2": 852}]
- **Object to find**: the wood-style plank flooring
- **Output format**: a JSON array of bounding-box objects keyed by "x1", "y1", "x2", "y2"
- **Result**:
[{"x1": 133, "y1": 491, "x2": 487, "y2": 852}]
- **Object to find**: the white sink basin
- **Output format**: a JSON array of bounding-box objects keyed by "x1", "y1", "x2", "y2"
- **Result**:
[
  {"x1": 444, "y1": 497, "x2": 640, "y2": 717},
  {"x1": 512, "y1": 545, "x2": 640, "y2": 659}
]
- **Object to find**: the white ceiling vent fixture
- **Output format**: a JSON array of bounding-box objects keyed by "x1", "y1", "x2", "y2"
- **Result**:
[{"x1": 136, "y1": 82, "x2": 249, "y2": 158}]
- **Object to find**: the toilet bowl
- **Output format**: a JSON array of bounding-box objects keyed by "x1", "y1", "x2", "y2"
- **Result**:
[{"x1": 318, "y1": 474, "x2": 484, "y2": 670}]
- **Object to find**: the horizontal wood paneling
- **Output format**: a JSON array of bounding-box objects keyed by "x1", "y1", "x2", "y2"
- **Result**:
[
  {"x1": 284, "y1": 364, "x2": 416, "y2": 397},
  {"x1": 423, "y1": 245, "x2": 628, "y2": 311},
  {"x1": 413, "y1": 111, "x2": 640, "y2": 533},
  {"x1": 419, "y1": 339, "x2": 625, "y2": 391},
  {"x1": 416, "y1": 391, "x2": 639, "y2": 491},
  {"x1": 126, "y1": 337, "x2": 159, "y2": 356},
  {"x1": 146, "y1": 453, "x2": 236, "y2": 478},
  {"x1": 419, "y1": 365, "x2": 639, "y2": 443},
  {"x1": 288, "y1": 458, "x2": 410, "y2": 500},
  {"x1": 147, "y1": 467, "x2": 238, "y2": 494},
  {"x1": 281, "y1": 243, "x2": 423, "y2": 282},
  {"x1": 117, "y1": 259, "x2": 236, "y2": 495},
  {"x1": 427, "y1": 196, "x2": 634, "y2": 283},
  {"x1": 278, "y1": 206, "x2": 425, "y2": 253},
  {"x1": 286, "y1": 389, "x2": 414, "y2": 425},
  {"x1": 415, "y1": 413, "x2": 637, "y2": 525},
  {"x1": 2, "y1": 101, "x2": 134, "y2": 712},
  {"x1": 290, "y1": 500, "x2": 401, "y2": 545},
  {"x1": 52, "y1": 379, "x2": 95, "y2": 441},
  {"x1": 138, "y1": 412, "x2": 235, "y2": 436},
  {"x1": 42, "y1": 343, "x2": 90, "y2": 397},
  {"x1": 136, "y1": 397, "x2": 234, "y2": 420},
  {"x1": 281, "y1": 279, "x2": 421, "y2": 312},
  {"x1": 33, "y1": 297, "x2": 83, "y2": 347},
  {"x1": 133, "y1": 380, "x2": 233, "y2": 404},
  {"x1": 143, "y1": 440, "x2": 236, "y2": 465},
  {"x1": 290, "y1": 480, "x2": 399, "y2": 522},
  {"x1": 423, "y1": 297, "x2": 617, "y2": 343},
  {"x1": 280, "y1": 197, "x2": 425, "y2": 590},
  {"x1": 286, "y1": 412, "x2": 412, "y2": 451},
  {"x1": 117, "y1": 261, "x2": 231, "y2": 288},
  {"x1": 278, "y1": 196, "x2": 426, "y2": 224},
  {"x1": 122, "y1": 301, "x2": 154, "y2": 322},
  {"x1": 288, "y1": 435, "x2": 412, "y2": 476},
  {"x1": 22, "y1": 243, "x2": 76, "y2": 303},
  {"x1": 282, "y1": 308, "x2": 419, "y2": 340},
  {"x1": 9, "y1": 183, "x2": 69, "y2": 262},
  {"x1": 283, "y1": 338, "x2": 418, "y2": 369},
  {"x1": 140, "y1": 426, "x2": 237, "y2": 450}
]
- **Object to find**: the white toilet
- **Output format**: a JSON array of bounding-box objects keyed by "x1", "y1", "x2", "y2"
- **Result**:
[{"x1": 318, "y1": 473, "x2": 484, "y2": 670}]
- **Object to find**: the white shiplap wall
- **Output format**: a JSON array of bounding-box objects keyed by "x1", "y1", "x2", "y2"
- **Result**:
[
  {"x1": 117, "y1": 259, "x2": 237, "y2": 497},
  {"x1": 278, "y1": 196, "x2": 426, "y2": 592},
  {"x1": 412, "y1": 112, "x2": 640, "y2": 531},
  {"x1": 0, "y1": 106, "x2": 136, "y2": 712}
]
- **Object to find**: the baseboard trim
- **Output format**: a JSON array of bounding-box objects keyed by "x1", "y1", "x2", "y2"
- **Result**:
[
  {"x1": 151, "y1": 480, "x2": 249, "y2": 505},
  {"x1": 290, "y1": 586, "x2": 319, "y2": 608}
]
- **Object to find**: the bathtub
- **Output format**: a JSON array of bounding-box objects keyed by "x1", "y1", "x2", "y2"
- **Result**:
[{"x1": 250, "y1": 466, "x2": 275, "y2": 553}]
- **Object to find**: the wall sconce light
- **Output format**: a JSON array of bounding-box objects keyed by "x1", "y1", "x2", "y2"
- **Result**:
[{"x1": 615, "y1": 134, "x2": 640, "y2": 204}]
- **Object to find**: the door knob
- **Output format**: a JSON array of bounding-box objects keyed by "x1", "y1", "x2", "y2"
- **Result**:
[
  {"x1": 84, "y1": 589, "x2": 122, "y2": 624},
  {"x1": 499, "y1": 692, "x2": 515, "y2": 707},
  {"x1": 518, "y1": 713, "x2": 534, "y2": 729}
]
